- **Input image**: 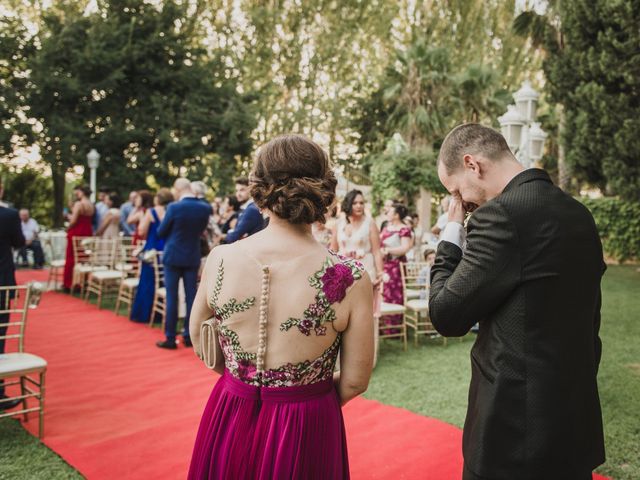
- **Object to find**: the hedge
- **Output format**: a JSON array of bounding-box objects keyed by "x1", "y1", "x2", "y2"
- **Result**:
[{"x1": 580, "y1": 197, "x2": 640, "y2": 262}]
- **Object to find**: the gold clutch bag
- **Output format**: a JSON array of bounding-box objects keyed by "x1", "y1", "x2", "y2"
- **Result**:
[{"x1": 200, "y1": 317, "x2": 222, "y2": 370}]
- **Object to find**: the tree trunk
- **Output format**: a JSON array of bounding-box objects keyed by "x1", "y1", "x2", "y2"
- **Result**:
[
  {"x1": 557, "y1": 104, "x2": 570, "y2": 191},
  {"x1": 51, "y1": 165, "x2": 66, "y2": 228}
]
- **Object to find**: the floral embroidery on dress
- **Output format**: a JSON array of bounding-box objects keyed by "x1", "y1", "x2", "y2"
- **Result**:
[
  {"x1": 211, "y1": 254, "x2": 364, "y2": 387},
  {"x1": 208, "y1": 260, "x2": 257, "y2": 382},
  {"x1": 280, "y1": 256, "x2": 363, "y2": 337}
]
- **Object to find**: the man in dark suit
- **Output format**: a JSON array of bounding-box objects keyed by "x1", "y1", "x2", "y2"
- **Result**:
[
  {"x1": 224, "y1": 177, "x2": 264, "y2": 243},
  {"x1": 156, "y1": 178, "x2": 212, "y2": 349},
  {"x1": 0, "y1": 189, "x2": 26, "y2": 409},
  {"x1": 429, "y1": 124, "x2": 605, "y2": 480}
]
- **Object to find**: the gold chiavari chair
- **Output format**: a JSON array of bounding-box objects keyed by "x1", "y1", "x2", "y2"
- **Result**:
[
  {"x1": 0, "y1": 285, "x2": 46, "y2": 438},
  {"x1": 114, "y1": 242, "x2": 143, "y2": 317},
  {"x1": 401, "y1": 261, "x2": 446, "y2": 346},
  {"x1": 44, "y1": 236, "x2": 65, "y2": 291},
  {"x1": 378, "y1": 281, "x2": 408, "y2": 350},
  {"x1": 84, "y1": 238, "x2": 121, "y2": 308},
  {"x1": 149, "y1": 251, "x2": 166, "y2": 330},
  {"x1": 72, "y1": 236, "x2": 108, "y2": 296}
]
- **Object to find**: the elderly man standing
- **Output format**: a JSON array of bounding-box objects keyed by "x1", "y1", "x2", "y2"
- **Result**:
[
  {"x1": 18, "y1": 209, "x2": 45, "y2": 269},
  {"x1": 156, "y1": 178, "x2": 212, "y2": 349}
]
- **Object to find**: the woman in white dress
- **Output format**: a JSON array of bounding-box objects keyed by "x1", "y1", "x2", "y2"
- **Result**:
[{"x1": 331, "y1": 190, "x2": 383, "y2": 313}]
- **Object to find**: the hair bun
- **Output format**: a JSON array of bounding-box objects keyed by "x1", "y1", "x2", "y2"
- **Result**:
[{"x1": 249, "y1": 135, "x2": 337, "y2": 224}]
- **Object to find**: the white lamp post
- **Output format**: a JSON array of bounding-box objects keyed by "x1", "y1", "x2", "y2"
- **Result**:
[
  {"x1": 498, "y1": 81, "x2": 547, "y2": 169},
  {"x1": 86, "y1": 149, "x2": 100, "y2": 203}
]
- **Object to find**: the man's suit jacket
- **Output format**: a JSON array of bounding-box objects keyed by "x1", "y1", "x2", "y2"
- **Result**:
[
  {"x1": 225, "y1": 201, "x2": 264, "y2": 243},
  {"x1": 430, "y1": 169, "x2": 605, "y2": 479},
  {"x1": 157, "y1": 197, "x2": 212, "y2": 268},
  {"x1": 0, "y1": 206, "x2": 26, "y2": 286}
]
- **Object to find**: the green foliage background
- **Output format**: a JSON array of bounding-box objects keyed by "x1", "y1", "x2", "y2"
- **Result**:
[{"x1": 581, "y1": 198, "x2": 640, "y2": 263}]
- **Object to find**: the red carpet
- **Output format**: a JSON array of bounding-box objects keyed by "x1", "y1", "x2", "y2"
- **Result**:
[{"x1": 11, "y1": 269, "x2": 609, "y2": 479}]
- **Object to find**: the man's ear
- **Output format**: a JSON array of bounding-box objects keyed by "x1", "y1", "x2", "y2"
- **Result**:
[{"x1": 462, "y1": 154, "x2": 479, "y2": 174}]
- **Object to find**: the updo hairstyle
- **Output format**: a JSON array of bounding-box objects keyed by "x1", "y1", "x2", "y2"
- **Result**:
[{"x1": 250, "y1": 134, "x2": 337, "y2": 224}]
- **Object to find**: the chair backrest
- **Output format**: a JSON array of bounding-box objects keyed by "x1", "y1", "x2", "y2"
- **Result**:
[
  {"x1": 72, "y1": 236, "x2": 95, "y2": 266},
  {"x1": 114, "y1": 242, "x2": 141, "y2": 278},
  {"x1": 151, "y1": 250, "x2": 164, "y2": 289},
  {"x1": 0, "y1": 285, "x2": 31, "y2": 353},
  {"x1": 89, "y1": 238, "x2": 117, "y2": 268},
  {"x1": 401, "y1": 262, "x2": 431, "y2": 302}
]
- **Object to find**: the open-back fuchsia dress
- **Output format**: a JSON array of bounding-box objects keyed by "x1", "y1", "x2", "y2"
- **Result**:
[{"x1": 188, "y1": 246, "x2": 365, "y2": 480}]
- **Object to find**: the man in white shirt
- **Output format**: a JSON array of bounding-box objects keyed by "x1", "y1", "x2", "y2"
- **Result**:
[
  {"x1": 18, "y1": 209, "x2": 45, "y2": 269},
  {"x1": 430, "y1": 195, "x2": 451, "y2": 243}
]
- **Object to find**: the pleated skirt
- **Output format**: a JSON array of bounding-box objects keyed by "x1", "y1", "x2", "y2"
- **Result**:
[{"x1": 188, "y1": 370, "x2": 350, "y2": 480}]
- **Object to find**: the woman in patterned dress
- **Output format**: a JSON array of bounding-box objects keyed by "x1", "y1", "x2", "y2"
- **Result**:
[
  {"x1": 380, "y1": 203, "x2": 414, "y2": 332},
  {"x1": 188, "y1": 135, "x2": 374, "y2": 479}
]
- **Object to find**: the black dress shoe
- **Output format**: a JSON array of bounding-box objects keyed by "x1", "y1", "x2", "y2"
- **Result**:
[
  {"x1": 0, "y1": 396, "x2": 22, "y2": 411},
  {"x1": 183, "y1": 337, "x2": 193, "y2": 348},
  {"x1": 156, "y1": 339, "x2": 177, "y2": 350}
]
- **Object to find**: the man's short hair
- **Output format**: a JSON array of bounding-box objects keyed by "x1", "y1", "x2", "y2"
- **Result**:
[
  {"x1": 235, "y1": 176, "x2": 249, "y2": 187},
  {"x1": 438, "y1": 123, "x2": 512, "y2": 174}
]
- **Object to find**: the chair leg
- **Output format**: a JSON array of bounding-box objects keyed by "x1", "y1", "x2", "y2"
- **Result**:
[
  {"x1": 149, "y1": 297, "x2": 157, "y2": 326},
  {"x1": 20, "y1": 377, "x2": 28, "y2": 422},
  {"x1": 39, "y1": 371, "x2": 45, "y2": 439},
  {"x1": 96, "y1": 281, "x2": 103, "y2": 309}
]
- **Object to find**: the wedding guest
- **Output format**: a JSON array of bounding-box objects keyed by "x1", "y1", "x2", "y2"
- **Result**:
[
  {"x1": 430, "y1": 195, "x2": 451, "y2": 241},
  {"x1": 93, "y1": 186, "x2": 111, "y2": 233},
  {"x1": 378, "y1": 198, "x2": 396, "y2": 230},
  {"x1": 380, "y1": 203, "x2": 413, "y2": 332},
  {"x1": 430, "y1": 124, "x2": 605, "y2": 479},
  {"x1": 130, "y1": 188, "x2": 173, "y2": 323},
  {"x1": 331, "y1": 190, "x2": 383, "y2": 287},
  {"x1": 188, "y1": 134, "x2": 373, "y2": 479},
  {"x1": 63, "y1": 185, "x2": 95, "y2": 291},
  {"x1": 156, "y1": 178, "x2": 212, "y2": 349},
  {"x1": 120, "y1": 191, "x2": 139, "y2": 236},
  {"x1": 417, "y1": 248, "x2": 436, "y2": 286},
  {"x1": 0, "y1": 195, "x2": 25, "y2": 410},
  {"x1": 17, "y1": 209, "x2": 45, "y2": 269},
  {"x1": 126, "y1": 190, "x2": 153, "y2": 245},
  {"x1": 224, "y1": 177, "x2": 265, "y2": 243},
  {"x1": 220, "y1": 195, "x2": 241, "y2": 236},
  {"x1": 96, "y1": 193, "x2": 122, "y2": 239},
  {"x1": 191, "y1": 181, "x2": 208, "y2": 200}
]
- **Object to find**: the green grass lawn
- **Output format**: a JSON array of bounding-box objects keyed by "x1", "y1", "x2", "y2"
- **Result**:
[{"x1": 1, "y1": 265, "x2": 638, "y2": 479}]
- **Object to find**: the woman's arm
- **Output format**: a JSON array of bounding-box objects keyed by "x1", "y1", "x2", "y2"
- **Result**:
[
  {"x1": 68, "y1": 202, "x2": 82, "y2": 228},
  {"x1": 95, "y1": 212, "x2": 113, "y2": 236},
  {"x1": 189, "y1": 252, "x2": 224, "y2": 374},
  {"x1": 127, "y1": 208, "x2": 142, "y2": 225},
  {"x1": 137, "y1": 209, "x2": 152, "y2": 238},
  {"x1": 369, "y1": 220, "x2": 384, "y2": 284},
  {"x1": 229, "y1": 217, "x2": 238, "y2": 230},
  {"x1": 336, "y1": 274, "x2": 374, "y2": 406},
  {"x1": 330, "y1": 224, "x2": 339, "y2": 252},
  {"x1": 384, "y1": 236, "x2": 413, "y2": 257}
]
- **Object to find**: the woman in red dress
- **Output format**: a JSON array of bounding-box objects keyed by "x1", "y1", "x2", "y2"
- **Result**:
[
  {"x1": 62, "y1": 185, "x2": 95, "y2": 291},
  {"x1": 126, "y1": 190, "x2": 153, "y2": 245}
]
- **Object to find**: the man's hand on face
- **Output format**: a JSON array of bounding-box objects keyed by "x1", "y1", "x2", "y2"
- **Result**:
[{"x1": 448, "y1": 193, "x2": 466, "y2": 225}]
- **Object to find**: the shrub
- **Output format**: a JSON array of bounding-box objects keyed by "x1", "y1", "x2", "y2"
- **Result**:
[{"x1": 580, "y1": 197, "x2": 640, "y2": 262}]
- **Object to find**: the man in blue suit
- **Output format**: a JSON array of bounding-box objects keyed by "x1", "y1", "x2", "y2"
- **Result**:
[
  {"x1": 156, "y1": 178, "x2": 212, "y2": 349},
  {"x1": 225, "y1": 177, "x2": 264, "y2": 243}
]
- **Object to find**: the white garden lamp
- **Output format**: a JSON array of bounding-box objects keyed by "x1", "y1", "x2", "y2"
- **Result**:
[
  {"x1": 498, "y1": 81, "x2": 547, "y2": 168},
  {"x1": 528, "y1": 122, "x2": 548, "y2": 162},
  {"x1": 86, "y1": 148, "x2": 100, "y2": 203},
  {"x1": 497, "y1": 105, "x2": 525, "y2": 152},
  {"x1": 513, "y1": 80, "x2": 540, "y2": 122}
]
